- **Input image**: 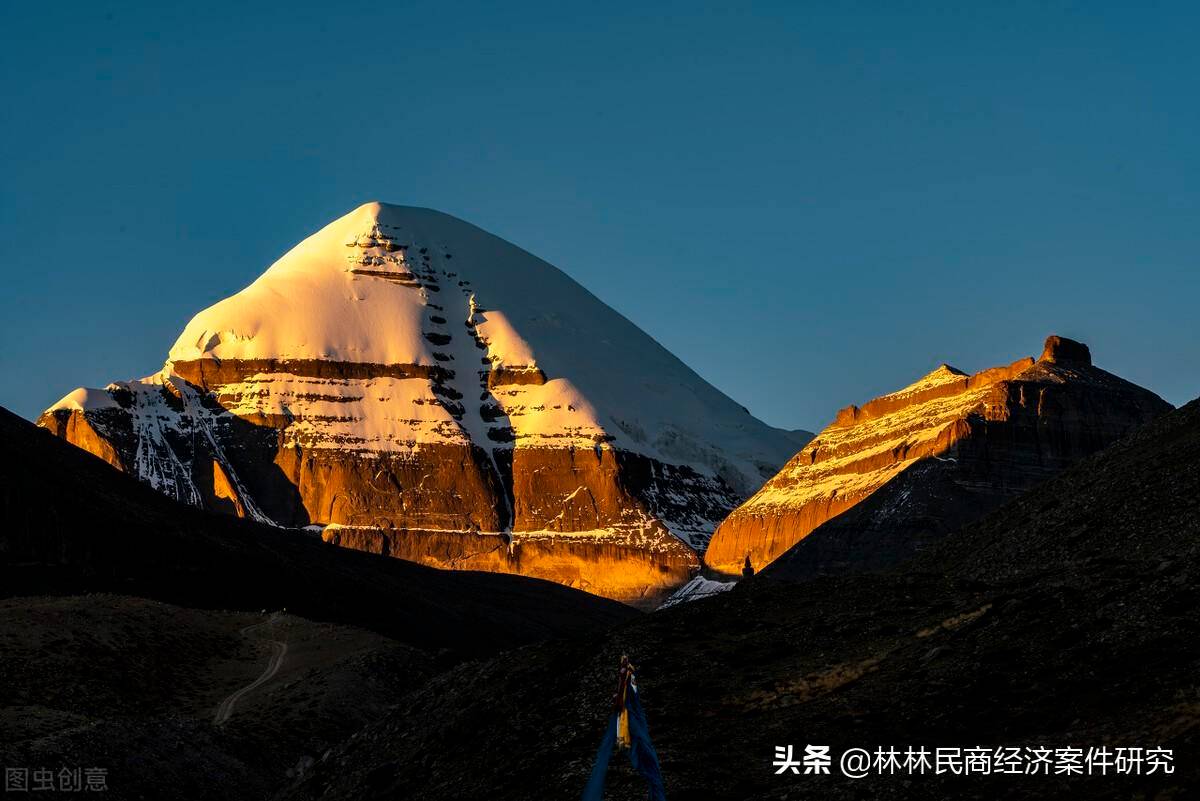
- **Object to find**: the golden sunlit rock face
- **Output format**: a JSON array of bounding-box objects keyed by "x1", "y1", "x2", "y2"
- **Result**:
[
  {"x1": 38, "y1": 410, "x2": 124, "y2": 471},
  {"x1": 34, "y1": 203, "x2": 802, "y2": 605},
  {"x1": 322, "y1": 526, "x2": 698, "y2": 608},
  {"x1": 36, "y1": 384, "x2": 726, "y2": 607},
  {"x1": 703, "y1": 336, "x2": 1172, "y2": 577},
  {"x1": 210, "y1": 460, "x2": 247, "y2": 518}
]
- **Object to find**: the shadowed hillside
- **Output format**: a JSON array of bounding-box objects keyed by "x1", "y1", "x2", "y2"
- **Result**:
[
  {"x1": 286, "y1": 399, "x2": 1200, "y2": 800},
  {"x1": 0, "y1": 406, "x2": 637, "y2": 656}
]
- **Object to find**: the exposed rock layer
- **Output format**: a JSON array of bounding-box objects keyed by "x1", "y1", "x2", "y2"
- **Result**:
[
  {"x1": 37, "y1": 203, "x2": 803, "y2": 603},
  {"x1": 322, "y1": 526, "x2": 698, "y2": 608},
  {"x1": 0, "y1": 405, "x2": 637, "y2": 653},
  {"x1": 705, "y1": 336, "x2": 1171, "y2": 577}
]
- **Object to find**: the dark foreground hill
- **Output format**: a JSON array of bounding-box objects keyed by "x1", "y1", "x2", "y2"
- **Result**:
[
  {"x1": 0, "y1": 405, "x2": 637, "y2": 799},
  {"x1": 0, "y1": 406, "x2": 636, "y2": 656},
  {"x1": 286, "y1": 398, "x2": 1200, "y2": 800},
  {"x1": 0, "y1": 596, "x2": 425, "y2": 800}
]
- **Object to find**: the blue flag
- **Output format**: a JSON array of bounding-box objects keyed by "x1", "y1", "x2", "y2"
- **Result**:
[
  {"x1": 624, "y1": 677, "x2": 667, "y2": 800},
  {"x1": 583, "y1": 659, "x2": 666, "y2": 801},
  {"x1": 582, "y1": 714, "x2": 617, "y2": 801}
]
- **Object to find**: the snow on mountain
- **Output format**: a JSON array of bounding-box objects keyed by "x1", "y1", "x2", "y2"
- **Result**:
[
  {"x1": 41, "y1": 202, "x2": 808, "y2": 605},
  {"x1": 658, "y1": 575, "x2": 737, "y2": 609}
]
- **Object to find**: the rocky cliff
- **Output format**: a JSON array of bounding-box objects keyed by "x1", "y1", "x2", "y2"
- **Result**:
[
  {"x1": 704, "y1": 335, "x2": 1171, "y2": 577},
  {"x1": 38, "y1": 202, "x2": 806, "y2": 606}
]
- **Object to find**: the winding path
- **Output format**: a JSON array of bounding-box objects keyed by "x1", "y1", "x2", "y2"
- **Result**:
[{"x1": 213, "y1": 615, "x2": 287, "y2": 726}]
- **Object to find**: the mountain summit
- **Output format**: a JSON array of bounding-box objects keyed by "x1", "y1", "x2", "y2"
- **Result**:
[
  {"x1": 704, "y1": 335, "x2": 1171, "y2": 578},
  {"x1": 39, "y1": 203, "x2": 806, "y2": 605}
]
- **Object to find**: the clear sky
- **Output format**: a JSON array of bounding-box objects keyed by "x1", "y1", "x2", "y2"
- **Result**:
[{"x1": 2, "y1": 1, "x2": 1197, "y2": 431}]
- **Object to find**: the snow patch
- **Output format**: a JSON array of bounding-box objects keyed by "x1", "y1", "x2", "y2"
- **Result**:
[
  {"x1": 49, "y1": 387, "x2": 121, "y2": 413},
  {"x1": 659, "y1": 575, "x2": 737, "y2": 608}
]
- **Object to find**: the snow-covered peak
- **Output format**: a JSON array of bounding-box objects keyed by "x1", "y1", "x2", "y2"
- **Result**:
[
  {"x1": 159, "y1": 202, "x2": 801, "y2": 495},
  {"x1": 170, "y1": 203, "x2": 456, "y2": 365}
]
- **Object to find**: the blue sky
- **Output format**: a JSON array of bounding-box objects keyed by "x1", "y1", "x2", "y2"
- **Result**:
[{"x1": 2, "y1": 1, "x2": 1197, "y2": 430}]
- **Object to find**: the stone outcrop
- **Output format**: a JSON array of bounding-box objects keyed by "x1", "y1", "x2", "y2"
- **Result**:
[
  {"x1": 38, "y1": 202, "x2": 801, "y2": 606},
  {"x1": 704, "y1": 336, "x2": 1172, "y2": 578},
  {"x1": 37, "y1": 404, "x2": 125, "y2": 470}
]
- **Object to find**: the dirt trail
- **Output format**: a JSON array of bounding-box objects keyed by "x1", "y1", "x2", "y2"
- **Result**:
[{"x1": 213, "y1": 614, "x2": 287, "y2": 726}]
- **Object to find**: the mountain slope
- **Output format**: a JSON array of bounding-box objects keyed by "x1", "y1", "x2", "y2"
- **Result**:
[
  {"x1": 284, "y1": 396, "x2": 1200, "y2": 801},
  {"x1": 38, "y1": 202, "x2": 806, "y2": 605},
  {"x1": 705, "y1": 335, "x2": 1170, "y2": 576},
  {"x1": 0, "y1": 596, "x2": 426, "y2": 801},
  {"x1": 0, "y1": 406, "x2": 636, "y2": 655}
]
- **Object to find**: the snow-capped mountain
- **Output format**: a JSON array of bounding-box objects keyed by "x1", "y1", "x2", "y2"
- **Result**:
[
  {"x1": 38, "y1": 202, "x2": 808, "y2": 605},
  {"x1": 704, "y1": 335, "x2": 1172, "y2": 577}
]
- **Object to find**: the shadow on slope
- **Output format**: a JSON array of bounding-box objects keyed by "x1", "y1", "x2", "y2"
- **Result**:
[
  {"x1": 0, "y1": 406, "x2": 637, "y2": 657},
  {"x1": 0, "y1": 595, "x2": 430, "y2": 801},
  {"x1": 287, "y1": 398, "x2": 1200, "y2": 800}
]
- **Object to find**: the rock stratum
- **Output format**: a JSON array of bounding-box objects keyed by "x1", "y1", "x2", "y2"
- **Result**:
[
  {"x1": 0, "y1": 405, "x2": 637, "y2": 652},
  {"x1": 704, "y1": 335, "x2": 1171, "y2": 577},
  {"x1": 38, "y1": 202, "x2": 806, "y2": 606}
]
